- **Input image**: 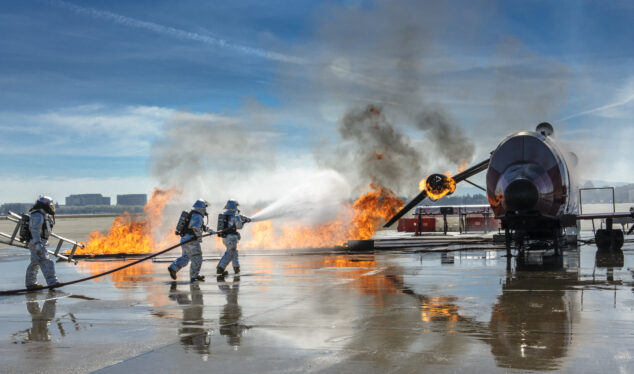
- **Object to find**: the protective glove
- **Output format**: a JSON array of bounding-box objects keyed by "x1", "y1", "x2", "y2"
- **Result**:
[
  {"x1": 205, "y1": 226, "x2": 216, "y2": 235},
  {"x1": 241, "y1": 216, "x2": 252, "y2": 223}
]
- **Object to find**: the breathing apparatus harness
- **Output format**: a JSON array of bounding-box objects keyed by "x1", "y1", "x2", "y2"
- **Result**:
[
  {"x1": 217, "y1": 213, "x2": 236, "y2": 238},
  {"x1": 175, "y1": 210, "x2": 208, "y2": 237},
  {"x1": 19, "y1": 204, "x2": 55, "y2": 243}
]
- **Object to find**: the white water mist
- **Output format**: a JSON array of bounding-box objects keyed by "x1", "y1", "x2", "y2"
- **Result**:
[{"x1": 250, "y1": 169, "x2": 351, "y2": 224}]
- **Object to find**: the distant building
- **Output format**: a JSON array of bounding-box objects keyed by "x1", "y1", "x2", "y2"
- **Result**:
[
  {"x1": 117, "y1": 194, "x2": 147, "y2": 206},
  {"x1": 65, "y1": 194, "x2": 110, "y2": 206},
  {"x1": 0, "y1": 203, "x2": 32, "y2": 215}
]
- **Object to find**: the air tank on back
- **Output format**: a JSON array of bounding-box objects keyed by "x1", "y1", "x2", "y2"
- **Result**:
[{"x1": 486, "y1": 123, "x2": 572, "y2": 219}]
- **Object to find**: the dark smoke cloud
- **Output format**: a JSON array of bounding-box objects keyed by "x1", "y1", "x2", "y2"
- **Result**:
[
  {"x1": 315, "y1": 103, "x2": 475, "y2": 196},
  {"x1": 280, "y1": 1, "x2": 483, "y2": 195},
  {"x1": 275, "y1": 0, "x2": 571, "y2": 196},
  {"x1": 415, "y1": 107, "x2": 475, "y2": 166},
  {"x1": 334, "y1": 105, "x2": 424, "y2": 192}
]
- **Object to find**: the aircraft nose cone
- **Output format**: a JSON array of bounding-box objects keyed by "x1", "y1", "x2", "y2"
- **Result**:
[{"x1": 504, "y1": 179, "x2": 538, "y2": 211}]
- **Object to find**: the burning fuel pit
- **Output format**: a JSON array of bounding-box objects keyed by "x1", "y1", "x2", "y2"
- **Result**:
[
  {"x1": 242, "y1": 183, "x2": 403, "y2": 251},
  {"x1": 346, "y1": 240, "x2": 375, "y2": 251},
  {"x1": 67, "y1": 188, "x2": 179, "y2": 258},
  {"x1": 73, "y1": 183, "x2": 402, "y2": 257}
]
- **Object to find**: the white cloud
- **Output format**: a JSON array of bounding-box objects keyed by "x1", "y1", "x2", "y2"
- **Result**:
[
  {"x1": 0, "y1": 104, "x2": 174, "y2": 156},
  {"x1": 558, "y1": 77, "x2": 634, "y2": 121}
]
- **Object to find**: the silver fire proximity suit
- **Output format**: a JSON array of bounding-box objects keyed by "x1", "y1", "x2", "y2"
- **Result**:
[
  {"x1": 217, "y1": 200, "x2": 250, "y2": 274},
  {"x1": 26, "y1": 210, "x2": 58, "y2": 287},
  {"x1": 170, "y1": 210, "x2": 207, "y2": 281}
]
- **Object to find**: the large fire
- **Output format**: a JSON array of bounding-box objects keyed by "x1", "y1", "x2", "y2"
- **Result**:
[
  {"x1": 73, "y1": 182, "x2": 403, "y2": 254},
  {"x1": 243, "y1": 182, "x2": 403, "y2": 249},
  {"x1": 72, "y1": 188, "x2": 179, "y2": 255}
]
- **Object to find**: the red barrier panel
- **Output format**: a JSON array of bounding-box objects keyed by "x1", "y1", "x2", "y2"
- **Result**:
[
  {"x1": 398, "y1": 217, "x2": 436, "y2": 233},
  {"x1": 419, "y1": 217, "x2": 436, "y2": 232},
  {"x1": 397, "y1": 218, "x2": 418, "y2": 232}
]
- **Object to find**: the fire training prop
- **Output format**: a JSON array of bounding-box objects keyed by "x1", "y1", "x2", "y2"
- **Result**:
[
  {"x1": 424, "y1": 174, "x2": 457, "y2": 200},
  {"x1": 0, "y1": 211, "x2": 84, "y2": 264},
  {"x1": 0, "y1": 232, "x2": 218, "y2": 296}
]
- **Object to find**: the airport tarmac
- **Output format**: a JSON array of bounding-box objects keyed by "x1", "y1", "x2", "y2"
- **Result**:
[{"x1": 0, "y1": 235, "x2": 633, "y2": 373}]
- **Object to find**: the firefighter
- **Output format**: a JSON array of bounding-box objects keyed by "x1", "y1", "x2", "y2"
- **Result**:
[
  {"x1": 168, "y1": 200, "x2": 214, "y2": 282},
  {"x1": 216, "y1": 200, "x2": 251, "y2": 275},
  {"x1": 25, "y1": 196, "x2": 59, "y2": 290}
]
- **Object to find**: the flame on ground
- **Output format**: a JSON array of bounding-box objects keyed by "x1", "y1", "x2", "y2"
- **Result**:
[
  {"x1": 72, "y1": 187, "x2": 179, "y2": 255},
  {"x1": 73, "y1": 183, "x2": 402, "y2": 253},
  {"x1": 349, "y1": 182, "x2": 403, "y2": 240},
  {"x1": 243, "y1": 183, "x2": 403, "y2": 249}
]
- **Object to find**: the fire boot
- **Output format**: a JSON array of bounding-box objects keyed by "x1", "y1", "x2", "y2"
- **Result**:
[
  {"x1": 216, "y1": 266, "x2": 227, "y2": 275},
  {"x1": 233, "y1": 266, "x2": 240, "y2": 274},
  {"x1": 26, "y1": 283, "x2": 44, "y2": 290},
  {"x1": 168, "y1": 266, "x2": 177, "y2": 280},
  {"x1": 191, "y1": 275, "x2": 205, "y2": 282}
]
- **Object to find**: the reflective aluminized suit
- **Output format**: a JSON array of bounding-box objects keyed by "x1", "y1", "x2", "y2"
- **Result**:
[
  {"x1": 26, "y1": 210, "x2": 58, "y2": 287},
  {"x1": 218, "y1": 213, "x2": 245, "y2": 271},
  {"x1": 170, "y1": 212, "x2": 205, "y2": 280}
]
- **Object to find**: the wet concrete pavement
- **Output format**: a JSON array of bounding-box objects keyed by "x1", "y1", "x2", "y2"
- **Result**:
[{"x1": 1, "y1": 236, "x2": 633, "y2": 373}]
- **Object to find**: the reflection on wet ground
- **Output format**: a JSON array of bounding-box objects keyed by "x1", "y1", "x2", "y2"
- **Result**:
[
  {"x1": 0, "y1": 239, "x2": 633, "y2": 373},
  {"x1": 217, "y1": 275, "x2": 249, "y2": 347},
  {"x1": 168, "y1": 282, "x2": 211, "y2": 357}
]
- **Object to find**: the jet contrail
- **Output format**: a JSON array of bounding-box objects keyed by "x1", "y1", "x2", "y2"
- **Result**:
[
  {"x1": 51, "y1": 0, "x2": 306, "y2": 65},
  {"x1": 558, "y1": 93, "x2": 634, "y2": 122}
]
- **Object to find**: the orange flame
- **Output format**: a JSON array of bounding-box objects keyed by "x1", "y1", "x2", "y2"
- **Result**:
[
  {"x1": 373, "y1": 152, "x2": 384, "y2": 160},
  {"x1": 72, "y1": 187, "x2": 179, "y2": 255},
  {"x1": 488, "y1": 192, "x2": 504, "y2": 209},
  {"x1": 419, "y1": 174, "x2": 456, "y2": 200},
  {"x1": 243, "y1": 183, "x2": 403, "y2": 249},
  {"x1": 418, "y1": 161, "x2": 468, "y2": 200},
  {"x1": 348, "y1": 182, "x2": 403, "y2": 240},
  {"x1": 457, "y1": 160, "x2": 468, "y2": 173},
  {"x1": 425, "y1": 175, "x2": 456, "y2": 200}
]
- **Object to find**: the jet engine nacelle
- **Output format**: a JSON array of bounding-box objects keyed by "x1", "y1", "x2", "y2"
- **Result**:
[{"x1": 486, "y1": 127, "x2": 572, "y2": 219}]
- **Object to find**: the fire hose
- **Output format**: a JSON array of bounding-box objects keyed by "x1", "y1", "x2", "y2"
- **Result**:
[{"x1": 0, "y1": 232, "x2": 217, "y2": 296}]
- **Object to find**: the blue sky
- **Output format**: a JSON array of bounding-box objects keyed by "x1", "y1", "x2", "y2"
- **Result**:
[{"x1": 1, "y1": 0, "x2": 633, "y2": 204}]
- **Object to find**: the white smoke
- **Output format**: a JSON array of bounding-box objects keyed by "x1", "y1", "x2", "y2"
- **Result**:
[
  {"x1": 150, "y1": 109, "x2": 354, "y2": 236},
  {"x1": 250, "y1": 169, "x2": 351, "y2": 225}
]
